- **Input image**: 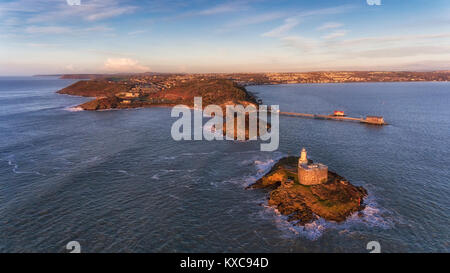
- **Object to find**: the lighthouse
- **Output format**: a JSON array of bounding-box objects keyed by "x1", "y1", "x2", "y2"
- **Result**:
[
  {"x1": 299, "y1": 148, "x2": 308, "y2": 165},
  {"x1": 297, "y1": 148, "x2": 328, "y2": 185}
]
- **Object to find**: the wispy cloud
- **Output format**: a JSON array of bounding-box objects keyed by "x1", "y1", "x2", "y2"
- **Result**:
[
  {"x1": 84, "y1": 5, "x2": 136, "y2": 21},
  {"x1": 197, "y1": 1, "x2": 247, "y2": 15},
  {"x1": 223, "y1": 4, "x2": 353, "y2": 31},
  {"x1": 26, "y1": 43, "x2": 61, "y2": 48},
  {"x1": 355, "y1": 45, "x2": 450, "y2": 58},
  {"x1": 24, "y1": 25, "x2": 113, "y2": 35},
  {"x1": 25, "y1": 26, "x2": 71, "y2": 34},
  {"x1": 0, "y1": 0, "x2": 138, "y2": 23},
  {"x1": 296, "y1": 5, "x2": 354, "y2": 18},
  {"x1": 317, "y1": 22, "x2": 343, "y2": 31},
  {"x1": 322, "y1": 30, "x2": 348, "y2": 40},
  {"x1": 281, "y1": 36, "x2": 319, "y2": 52},
  {"x1": 262, "y1": 17, "x2": 300, "y2": 37},
  {"x1": 222, "y1": 12, "x2": 286, "y2": 29},
  {"x1": 128, "y1": 30, "x2": 148, "y2": 36},
  {"x1": 337, "y1": 33, "x2": 450, "y2": 47}
]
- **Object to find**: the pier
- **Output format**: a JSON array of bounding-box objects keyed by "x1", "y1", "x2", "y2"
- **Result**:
[{"x1": 275, "y1": 111, "x2": 386, "y2": 125}]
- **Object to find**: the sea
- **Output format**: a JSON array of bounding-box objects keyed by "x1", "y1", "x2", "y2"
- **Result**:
[{"x1": 0, "y1": 76, "x2": 449, "y2": 252}]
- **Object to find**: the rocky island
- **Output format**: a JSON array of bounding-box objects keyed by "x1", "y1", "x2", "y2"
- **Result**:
[{"x1": 248, "y1": 149, "x2": 367, "y2": 225}]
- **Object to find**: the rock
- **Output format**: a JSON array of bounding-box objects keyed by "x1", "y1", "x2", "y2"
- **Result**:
[{"x1": 247, "y1": 156, "x2": 368, "y2": 225}]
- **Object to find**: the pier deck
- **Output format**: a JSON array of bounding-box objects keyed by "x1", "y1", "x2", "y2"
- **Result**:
[{"x1": 277, "y1": 111, "x2": 386, "y2": 125}]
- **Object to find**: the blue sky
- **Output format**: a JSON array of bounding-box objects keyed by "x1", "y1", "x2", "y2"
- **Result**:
[{"x1": 1, "y1": 0, "x2": 449, "y2": 75}]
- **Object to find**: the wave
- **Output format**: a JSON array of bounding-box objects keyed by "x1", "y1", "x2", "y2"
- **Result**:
[
  {"x1": 342, "y1": 195, "x2": 394, "y2": 229},
  {"x1": 115, "y1": 170, "x2": 135, "y2": 176},
  {"x1": 64, "y1": 106, "x2": 84, "y2": 112},
  {"x1": 181, "y1": 151, "x2": 218, "y2": 156},
  {"x1": 221, "y1": 153, "x2": 285, "y2": 188},
  {"x1": 158, "y1": 155, "x2": 177, "y2": 161},
  {"x1": 151, "y1": 169, "x2": 197, "y2": 180},
  {"x1": 258, "y1": 204, "x2": 326, "y2": 240},
  {"x1": 259, "y1": 193, "x2": 394, "y2": 241}
]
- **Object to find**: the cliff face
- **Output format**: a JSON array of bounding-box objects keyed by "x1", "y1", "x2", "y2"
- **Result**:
[{"x1": 248, "y1": 156, "x2": 367, "y2": 225}]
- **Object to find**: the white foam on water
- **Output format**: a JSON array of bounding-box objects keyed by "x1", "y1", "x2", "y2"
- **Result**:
[
  {"x1": 115, "y1": 170, "x2": 135, "y2": 176},
  {"x1": 261, "y1": 193, "x2": 394, "y2": 241},
  {"x1": 181, "y1": 151, "x2": 217, "y2": 156},
  {"x1": 341, "y1": 195, "x2": 395, "y2": 229},
  {"x1": 253, "y1": 152, "x2": 285, "y2": 174},
  {"x1": 224, "y1": 153, "x2": 285, "y2": 188},
  {"x1": 64, "y1": 106, "x2": 84, "y2": 112},
  {"x1": 7, "y1": 160, "x2": 43, "y2": 176},
  {"x1": 151, "y1": 174, "x2": 160, "y2": 180},
  {"x1": 158, "y1": 156, "x2": 177, "y2": 161},
  {"x1": 238, "y1": 159, "x2": 254, "y2": 166},
  {"x1": 259, "y1": 204, "x2": 326, "y2": 240}
]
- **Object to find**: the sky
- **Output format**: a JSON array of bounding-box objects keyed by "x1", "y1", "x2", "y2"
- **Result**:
[{"x1": 0, "y1": 0, "x2": 450, "y2": 75}]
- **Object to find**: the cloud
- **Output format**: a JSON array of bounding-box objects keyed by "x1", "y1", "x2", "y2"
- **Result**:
[
  {"x1": 281, "y1": 36, "x2": 319, "y2": 52},
  {"x1": 103, "y1": 58, "x2": 150, "y2": 72},
  {"x1": 65, "y1": 64, "x2": 76, "y2": 71},
  {"x1": 84, "y1": 5, "x2": 136, "y2": 21},
  {"x1": 26, "y1": 43, "x2": 61, "y2": 47},
  {"x1": 296, "y1": 5, "x2": 354, "y2": 18},
  {"x1": 24, "y1": 25, "x2": 113, "y2": 35},
  {"x1": 222, "y1": 12, "x2": 286, "y2": 30},
  {"x1": 356, "y1": 45, "x2": 450, "y2": 58},
  {"x1": 322, "y1": 30, "x2": 348, "y2": 40},
  {"x1": 262, "y1": 18, "x2": 299, "y2": 37},
  {"x1": 1, "y1": 0, "x2": 138, "y2": 23},
  {"x1": 337, "y1": 33, "x2": 450, "y2": 47},
  {"x1": 317, "y1": 22, "x2": 343, "y2": 31},
  {"x1": 197, "y1": 1, "x2": 247, "y2": 15},
  {"x1": 222, "y1": 4, "x2": 353, "y2": 31},
  {"x1": 25, "y1": 26, "x2": 71, "y2": 34},
  {"x1": 128, "y1": 30, "x2": 148, "y2": 36}
]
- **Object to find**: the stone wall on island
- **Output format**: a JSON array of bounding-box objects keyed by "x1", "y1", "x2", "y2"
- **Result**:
[{"x1": 298, "y1": 163, "x2": 328, "y2": 185}]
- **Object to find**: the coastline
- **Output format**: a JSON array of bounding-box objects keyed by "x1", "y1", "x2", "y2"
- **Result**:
[{"x1": 55, "y1": 70, "x2": 450, "y2": 112}]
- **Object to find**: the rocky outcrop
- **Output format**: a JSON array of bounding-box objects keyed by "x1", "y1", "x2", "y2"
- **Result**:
[{"x1": 248, "y1": 156, "x2": 367, "y2": 225}]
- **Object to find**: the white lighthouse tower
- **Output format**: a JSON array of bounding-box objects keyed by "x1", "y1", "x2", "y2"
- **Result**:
[
  {"x1": 298, "y1": 148, "x2": 308, "y2": 166},
  {"x1": 297, "y1": 148, "x2": 328, "y2": 185}
]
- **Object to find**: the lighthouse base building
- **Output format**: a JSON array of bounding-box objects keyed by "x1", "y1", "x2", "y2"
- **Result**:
[{"x1": 298, "y1": 148, "x2": 328, "y2": 186}]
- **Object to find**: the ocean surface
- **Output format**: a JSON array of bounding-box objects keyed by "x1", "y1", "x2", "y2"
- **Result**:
[{"x1": 0, "y1": 76, "x2": 449, "y2": 253}]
